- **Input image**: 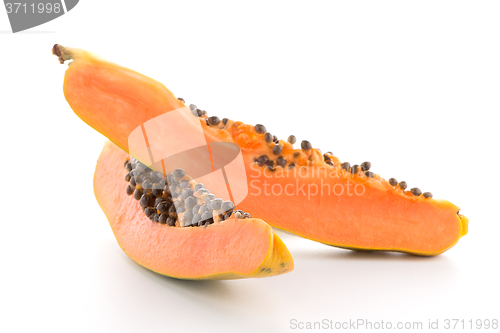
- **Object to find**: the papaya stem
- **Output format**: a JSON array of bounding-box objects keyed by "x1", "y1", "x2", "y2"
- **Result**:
[{"x1": 52, "y1": 44, "x2": 73, "y2": 64}]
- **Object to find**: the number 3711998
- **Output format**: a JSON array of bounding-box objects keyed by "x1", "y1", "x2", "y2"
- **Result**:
[
  {"x1": 5, "y1": 2, "x2": 62, "y2": 14},
  {"x1": 444, "y1": 319, "x2": 498, "y2": 330}
]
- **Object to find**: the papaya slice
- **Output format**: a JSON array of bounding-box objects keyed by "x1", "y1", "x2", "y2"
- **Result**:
[
  {"x1": 54, "y1": 44, "x2": 468, "y2": 256},
  {"x1": 94, "y1": 140, "x2": 293, "y2": 279}
]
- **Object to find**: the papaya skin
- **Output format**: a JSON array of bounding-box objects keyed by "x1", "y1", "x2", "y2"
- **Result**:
[
  {"x1": 55, "y1": 44, "x2": 468, "y2": 256},
  {"x1": 94, "y1": 141, "x2": 293, "y2": 279}
]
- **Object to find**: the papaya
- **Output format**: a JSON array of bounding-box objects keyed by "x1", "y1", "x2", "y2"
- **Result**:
[
  {"x1": 94, "y1": 140, "x2": 293, "y2": 279},
  {"x1": 54, "y1": 44, "x2": 468, "y2": 256}
]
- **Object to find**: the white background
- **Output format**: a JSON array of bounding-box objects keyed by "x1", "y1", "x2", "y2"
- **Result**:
[{"x1": 1, "y1": 1, "x2": 499, "y2": 332}]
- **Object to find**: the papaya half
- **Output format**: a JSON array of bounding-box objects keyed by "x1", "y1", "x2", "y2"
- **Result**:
[
  {"x1": 94, "y1": 140, "x2": 293, "y2": 279},
  {"x1": 54, "y1": 44, "x2": 468, "y2": 256}
]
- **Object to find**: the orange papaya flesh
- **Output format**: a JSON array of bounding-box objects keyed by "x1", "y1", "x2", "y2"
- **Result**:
[
  {"x1": 55, "y1": 44, "x2": 468, "y2": 256},
  {"x1": 94, "y1": 141, "x2": 293, "y2": 279}
]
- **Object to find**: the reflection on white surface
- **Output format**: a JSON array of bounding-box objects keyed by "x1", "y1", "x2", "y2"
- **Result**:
[{"x1": 76, "y1": 230, "x2": 464, "y2": 333}]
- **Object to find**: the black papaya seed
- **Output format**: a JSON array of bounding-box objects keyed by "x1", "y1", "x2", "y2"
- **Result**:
[
  {"x1": 166, "y1": 216, "x2": 176, "y2": 226},
  {"x1": 276, "y1": 156, "x2": 287, "y2": 168},
  {"x1": 221, "y1": 201, "x2": 235, "y2": 212},
  {"x1": 144, "y1": 207, "x2": 156, "y2": 218},
  {"x1": 133, "y1": 188, "x2": 142, "y2": 200},
  {"x1": 126, "y1": 185, "x2": 134, "y2": 196},
  {"x1": 272, "y1": 144, "x2": 283, "y2": 156},
  {"x1": 208, "y1": 116, "x2": 221, "y2": 126},
  {"x1": 264, "y1": 133, "x2": 273, "y2": 143},
  {"x1": 173, "y1": 169, "x2": 186, "y2": 179},
  {"x1": 256, "y1": 155, "x2": 269, "y2": 166},
  {"x1": 157, "y1": 201, "x2": 170, "y2": 214},
  {"x1": 410, "y1": 188, "x2": 422, "y2": 196},
  {"x1": 254, "y1": 124, "x2": 266, "y2": 134},
  {"x1": 139, "y1": 194, "x2": 153, "y2": 207},
  {"x1": 301, "y1": 140, "x2": 312, "y2": 151},
  {"x1": 159, "y1": 213, "x2": 168, "y2": 224},
  {"x1": 360, "y1": 161, "x2": 371, "y2": 171}
]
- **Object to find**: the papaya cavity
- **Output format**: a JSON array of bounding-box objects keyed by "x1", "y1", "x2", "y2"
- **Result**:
[{"x1": 124, "y1": 156, "x2": 253, "y2": 227}]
